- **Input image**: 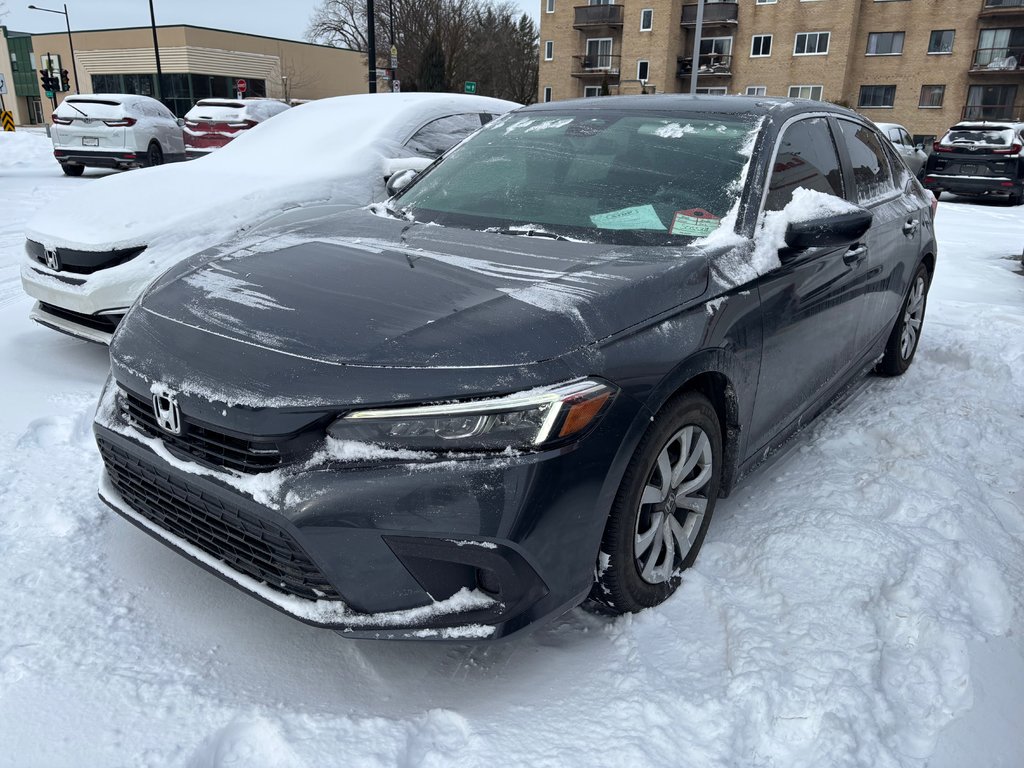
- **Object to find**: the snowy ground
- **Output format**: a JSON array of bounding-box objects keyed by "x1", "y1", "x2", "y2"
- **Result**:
[{"x1": 0, "y1": 131, "x2": 1022, "y2": 768}]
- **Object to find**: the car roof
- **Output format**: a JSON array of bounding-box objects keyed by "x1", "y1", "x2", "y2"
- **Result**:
[
  {"x1": 519, "y1": 94, "x2": 862, "y2": 121},
  {"x1": 872, "y1": 122, "x2": 906, "y2": 131}
]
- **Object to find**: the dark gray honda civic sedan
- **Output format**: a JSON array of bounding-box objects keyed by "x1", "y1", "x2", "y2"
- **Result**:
[{"x1": 94, "y1": 96, "x2": 937, "y2": 640}]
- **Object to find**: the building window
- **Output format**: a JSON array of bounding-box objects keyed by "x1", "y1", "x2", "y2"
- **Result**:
[
  {"x1": 965, "y1": 84, "x2": 1019, "y2": 121},
  {"x1": 696, "y1": 87, "x2": 728, "y2": 95},
  {"x1": 919, "y1": 84, "x2": 945, "y2": 108},
  {"x1": 746, "y1": 86, "x2": 767, "y2": 96},
  {"x1": 751, "y1": 34, "x2": 772, "y2": 57},
  {"x1": 755, "y1": 0, "x2": 777, "y2": 4},
  {"x1": 637, "y1": 60, "x2": 650, "y2": 80},
  {"x1": 584, "y1": 85, "x2": 602, "y2": 97},
  {"x1": 858, "y1": 84, "x2": 897, "y2": 108},
  {"x1": 544, "y1": 41, "x2": 554, "y2": 60},
  {"x1": 585, "y1": 38, "x2": 614, "y2": 69},
  {"x1": 789, "y1": 85, "x2": 823, "y2": 100},
  {"x1": 543, "y1": 86, "x2": 552, "y2": 102},
  {"x1": 928, "y1": 30, "x2": 955, "y2": 54},
  {"x1": 866, "y1": 32, "x2": 905, "y2": 55},
  {"x1": 640, "y1": 9, "x2": 653, "y2": 31},
  {"x1": 546, "y1": 0, "x2": 554, "y2": 12},
  {"x1": 9, "y1": 52, "x2": 16, "y2": 71},
  {"x1": 794, "y1": 32, "x2": 830, "y2": 56}
]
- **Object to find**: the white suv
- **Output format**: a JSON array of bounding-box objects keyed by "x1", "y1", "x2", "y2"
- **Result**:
[{"x1": 51, "y1": 94, "x2": 186, "y2": 175}]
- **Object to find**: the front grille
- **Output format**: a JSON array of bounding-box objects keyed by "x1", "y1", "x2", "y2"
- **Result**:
[
  {"x1": 120, "y1": 389, "x2": 296, "y2": 473},
  {"x1": 26, "y1": 239, "x2": 146, "y2": 275},
  {"x1": 99, "y1": 438, "x2": 342, "y2": 601},
  {"x1": 38, "y1": 302, "x2": 122, "y2": 333}
]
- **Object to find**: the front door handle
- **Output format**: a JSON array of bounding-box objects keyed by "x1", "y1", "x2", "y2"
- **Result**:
[
  {"x1": 903, "y1": 219, "x2": 919, "y2": 237},
  {"x1": 843, "y1": 244, "x2": 867, "y2": 266}
]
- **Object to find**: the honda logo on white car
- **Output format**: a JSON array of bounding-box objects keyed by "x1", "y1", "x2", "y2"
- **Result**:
[
  {"x1": 152, "y1": 388, "x2": 182, "y2": 435},
  {"x1": 44, "y1": 249, "x2": 61, "y2": 271}
]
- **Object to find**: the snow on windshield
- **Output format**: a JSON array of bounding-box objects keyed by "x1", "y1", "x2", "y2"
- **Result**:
[
  {"x1": 54, "y1": 99, "x2": 124, "y2": 120},
  {"x1": 941, "y1": 128, "x2": 1016, "y2": 146}
]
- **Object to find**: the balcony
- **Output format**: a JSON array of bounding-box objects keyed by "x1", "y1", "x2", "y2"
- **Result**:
[
  {"x1": 980, "y1": 0, "x2": 1024, "y2": 18},
  {"x1": 676, "y1": 54, "x2": 734, "y2": 78},
  {"x1": 970, "y1": 47, "x2": 1024, "y2": 72},
  {"x1": 571, "y1": 54, "x2": 621, "y2": 78},
  {"x1": 573, "y1": 5, "x2": 624, "y2": 29},
  {"x1": 961, "y1": 103, "x2": 1024, "y2": 120},
  {"x1": 681, "y1": 2, "x2": 738, "y2": 26}
]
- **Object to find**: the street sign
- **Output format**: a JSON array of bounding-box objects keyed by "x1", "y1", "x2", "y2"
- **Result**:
[
  {"x1": 392, "y1": 80, "x2": 401, "y2": 93},
  {"x1": 236, "y1": 79, "x2": 247, "y2": 94},
  {"x1": 1, "y1": 111, "x2": 15, "y2": 132},
  {"x1": 464, "y1": 81, "x2": 477, "y2": 94},
  {"x1": 376, "y1": 68, "x2": 388, "y2": 78},
  {"x1": 0, "y1": 73, "x2": 8, "y2": 95},
  {"x1": 45, "y1": 90, "x2": 55, "y2": 99}
]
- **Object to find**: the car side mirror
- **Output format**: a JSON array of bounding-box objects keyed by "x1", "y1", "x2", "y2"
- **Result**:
[
  {"x1": 176, "y1": 117, "x2": 185, "y2": 127},
  {"x1": 784, "y1": 208, "x2": 873, "y2": 251},
  {"x1": 386, "y1": 168, "x2": 418, "y2": 197}
]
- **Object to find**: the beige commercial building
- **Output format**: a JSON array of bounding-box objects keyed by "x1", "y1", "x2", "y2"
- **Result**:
[
  {"x1": 2, "y1": 24, "x2": 364, "y2": 126},
  {"x1": 539, "y1": 0, "x2": 1024, "y2": 143}
]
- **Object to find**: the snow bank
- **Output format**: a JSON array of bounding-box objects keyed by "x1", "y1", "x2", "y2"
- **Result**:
[{"x1": 0, "y1": 130, "x2": 56, "y2": 170}]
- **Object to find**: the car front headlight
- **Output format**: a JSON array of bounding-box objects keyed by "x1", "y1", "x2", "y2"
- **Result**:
[{"x1": 326, "y1": 379, "x2": 616, "y2": 451}]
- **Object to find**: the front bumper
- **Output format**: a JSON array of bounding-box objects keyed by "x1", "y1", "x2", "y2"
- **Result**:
[
  {"x1": 94, "y1": 382, "x2": 639, "y2": 640},
  {"x1": 29, "y1": 301, "x2": 120, "y2": 344}
]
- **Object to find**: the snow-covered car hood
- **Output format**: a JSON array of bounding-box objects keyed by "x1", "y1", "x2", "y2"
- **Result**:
[
  {"x1": 110, "y1": 208, "x2": 710, "y2": 408},
  {"x1": 25, "y1": 93, "x2": 519, "y2": 257}
]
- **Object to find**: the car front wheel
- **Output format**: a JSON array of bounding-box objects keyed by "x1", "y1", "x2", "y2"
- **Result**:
[
  {"x1": 877, "y1": 262, "x2": 930, "y2": 377},
  {"x1": 591, "y1": 392, "x2": 722, "y2": 614}
]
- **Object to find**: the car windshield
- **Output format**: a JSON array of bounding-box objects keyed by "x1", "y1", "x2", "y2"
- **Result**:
[
  {"x1": 395, "y1": 109, "x2": 759, "y2": 246},
  {"x1": 941, "y1": 127, "x2": 1016, "y2": 146}
]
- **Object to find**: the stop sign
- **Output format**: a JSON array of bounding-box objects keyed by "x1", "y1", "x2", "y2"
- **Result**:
[{"x1": 236, "y1": 79, "x2": 247, "y2": 94}]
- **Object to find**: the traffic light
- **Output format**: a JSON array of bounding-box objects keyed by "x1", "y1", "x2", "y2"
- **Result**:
[
  {"x1": 59, "y1": 69, "x2": 70, "y2": 92},
  {"x1": 39, "y1": 69, "x2": 58, "y2": 93}
]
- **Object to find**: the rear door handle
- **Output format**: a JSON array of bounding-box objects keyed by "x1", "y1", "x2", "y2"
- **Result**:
[
  {"x1": 843, "y1": 244, "x2": 867, "y2": 266},
  {"x1": 903, "y1": 219, "x2": 919, "y2": 237}
]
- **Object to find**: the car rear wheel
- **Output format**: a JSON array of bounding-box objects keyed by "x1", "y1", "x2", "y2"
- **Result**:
[
  {"x1": 146, "y1": 142, "x2": 164, "y2": 167},
  {"x1": 877, "y1": 262, "x2": 930, "y2": 377},
  {"x1": 590, "y1": 392, "x2": 722, "y2": 614},
  {"x1": 61, "y1": 163, "x2": 85, "y2": 177},
  {"x1": 1008, "y1": 192, "x2": 1023, "y2": 206}
]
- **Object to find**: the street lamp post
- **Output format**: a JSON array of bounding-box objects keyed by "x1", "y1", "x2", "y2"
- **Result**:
[
  {"x1": 27, "y1": 3, "x2": 79, "y2": 94},
  {"x1": 689, "y1": 0, "x2": 705, "y2": 95},
  {"x1": 148, "y1": 0, "x2": 164, "y2": 101}
]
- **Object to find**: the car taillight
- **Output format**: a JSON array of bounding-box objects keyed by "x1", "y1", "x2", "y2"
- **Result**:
[
  {"x1": 103, "y1": 117, "x2": 138, "y2": 127},
  {"x1": 992, "y1": 142, "x2": 1023, "y2": 155},
  {"x1": 932, "y1": 142, "x2": 953, "y2": 153},
  {"x1": 226, "y1": 119, "x2": 258, "y2": 129},
  {"x1": 51, "y1": 116, "x2": 73, "y2": 125}
]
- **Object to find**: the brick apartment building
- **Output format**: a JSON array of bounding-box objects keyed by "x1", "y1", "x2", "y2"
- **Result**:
[{"x1": 538, "y1": 0, "x2": 1024, "y2": 145}]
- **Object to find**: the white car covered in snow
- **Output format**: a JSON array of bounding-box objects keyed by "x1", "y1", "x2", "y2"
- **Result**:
[
  {"x1": 183, "y1": 98, "x2": 291, "y2": 159},
  {"x1": 51, "y1": 93, "x2": 187, "y2": 175},
  {"x1": 22, "y1": 92, "x2": 518, "y2": 343}
]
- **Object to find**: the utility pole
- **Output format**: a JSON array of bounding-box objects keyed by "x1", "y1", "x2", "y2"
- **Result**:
[
  {"x1": 689, "y1": 0, "x2": 705, "y2": 95},
  {"x1": 367, "y1": 0, "x2": 377, "y2": 93},
  {"x1": 149, "y1": 0, "x2": 164, "y2": 101}
]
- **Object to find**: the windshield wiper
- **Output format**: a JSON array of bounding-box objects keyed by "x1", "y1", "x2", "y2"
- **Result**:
[
  {"x1": 65, "y1": 102, "x2": 88, "y2": 118},
  {"x1": 383, "y1": 204, "x2": 414, "y2": 222},
  {"x1": 487, "y1": 227, "x2": 573, "y2": 242}
]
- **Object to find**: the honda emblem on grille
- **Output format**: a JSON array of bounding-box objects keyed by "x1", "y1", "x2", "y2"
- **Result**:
[
  {"x1": 152, "y1": 388, "x2": 182, "y2": 435},
  {"x1": 44, "y1": 248, "x2": 61, "y2": 271}
]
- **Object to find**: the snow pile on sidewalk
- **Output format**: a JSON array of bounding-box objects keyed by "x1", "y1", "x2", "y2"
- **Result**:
[{"x1": 0, "y1": 130, "x2": 54, "y2": 170}]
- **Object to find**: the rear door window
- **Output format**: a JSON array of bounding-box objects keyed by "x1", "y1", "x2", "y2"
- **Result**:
[
  {"x1": 766, "y1": 117, "x2": 845, "y2": 211},
  {"x1": 837, "y1": 120, "x2": 897, "y2": 204}
]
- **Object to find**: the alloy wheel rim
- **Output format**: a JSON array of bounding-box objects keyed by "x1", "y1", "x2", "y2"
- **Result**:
[
  {"x1": 900, "y1": 276, "x2": 926, "y2": 359},
  {"x1": 634, "y1": 425, "x2": 713, "y2": 584}
]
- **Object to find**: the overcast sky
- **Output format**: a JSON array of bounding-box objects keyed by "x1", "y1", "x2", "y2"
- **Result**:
[{"x1": 3, "y1": 0, "x2": 540, "y2": 41}]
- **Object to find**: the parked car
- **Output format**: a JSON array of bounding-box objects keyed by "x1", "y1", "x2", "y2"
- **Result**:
[
  {"x1": 922, "y1": 120, "x2": 1024, "y2": 204},
  {"x1": 23, "y1": 92, "x2": 518, "y2": 343},
  {"x1": 94, "y1": 96, "x2": 937, "y2": 640},
  {"x1": 183, "y1": 98, "x2": 290, "y2": 159},
  {"x1": 873, "y1": 121, "x2": 928, "y2": 177},
  {"x1": 50, "y1": 94, "x2": 186, "y2": 175}
]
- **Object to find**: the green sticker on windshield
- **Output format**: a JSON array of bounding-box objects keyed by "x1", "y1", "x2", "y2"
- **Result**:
[
  {"x1": 670, "y1": 208, "x2": 721, "y2": 237},
  {"x1": 590, "y1": 204, "x2": 667, "y2": 231}
]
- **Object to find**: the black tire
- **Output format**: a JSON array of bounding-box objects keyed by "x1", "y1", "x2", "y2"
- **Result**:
[
  {"x1": 877, "y1": 262, "x2": 930, "y2": 377},
  {"x1": 146, "y1": 142, "x2": 164, "y2": 167},
  {"x1": 931, "y1": 190, "x2": 941, "y2": 201},
  {"x1": 61, "y1": 163, "x2": 85, "y2": 177},
  {"x1": 590, "y1": 392, "x2": 723, "y2": 614},
  {"x1": 1009, "y1": 192, "x2": 1024, "y2": 206}
]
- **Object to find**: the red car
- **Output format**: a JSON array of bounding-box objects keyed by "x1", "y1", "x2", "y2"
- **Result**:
[{"x1": 183, "y1": 98, "x2": 290, "y2": 159}]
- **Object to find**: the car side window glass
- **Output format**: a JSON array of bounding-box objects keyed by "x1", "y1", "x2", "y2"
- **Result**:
[
  {"x1": 900, "y1": 129, "x2": 914, "y2": 147},
  {"x1": 765, "y1": 118, "x2": 845, "y2": 211},
  {"x1": 837, "y1": 120, "x2": 896, "y2": 205},
  {"x1": 888, "y1": 128, "x2": 903, "y2": 146},
  {"x1": 405, "y1": 113, "x2": 485, "y2": 158}
]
